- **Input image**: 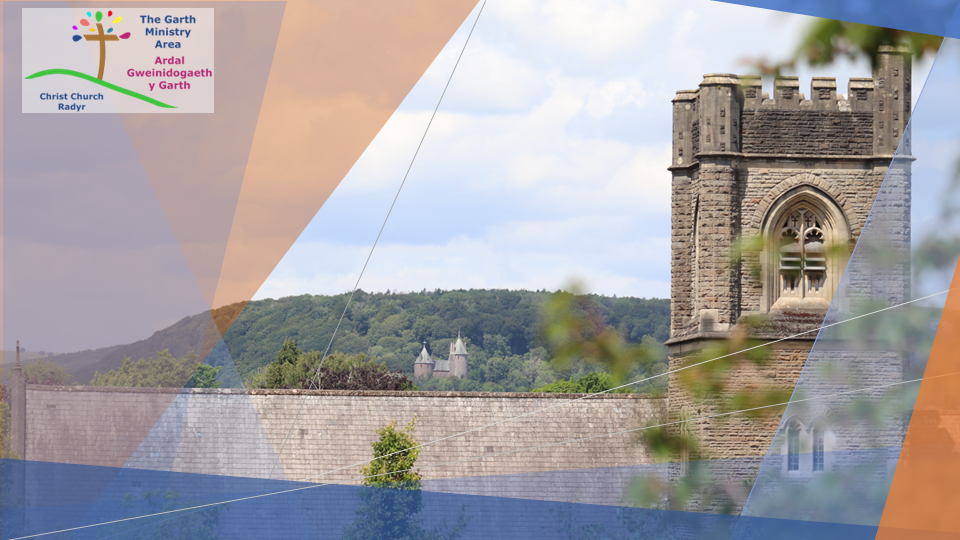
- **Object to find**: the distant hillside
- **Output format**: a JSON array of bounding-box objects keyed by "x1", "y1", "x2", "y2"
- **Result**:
[
  {"x1": 63, "y1": 313, "x2": 217, "y2": 385},
  {"x1": 218, "y1": 289, "x2": 669, "y2": 389},
  {"x1": 28, "y1": 345, "x2": 121, "y2": 378},
  {"x1": 51, "y1": 289, "x2": 670, "y2": 389}
]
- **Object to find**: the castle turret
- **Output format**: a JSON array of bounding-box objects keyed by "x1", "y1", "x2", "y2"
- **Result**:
[
  {"x1": 413, "y1": 344, "x2": 434, "y2": 378},
  {"x1": 450, "y1": 331, "x2": 468, "y2": 378}
]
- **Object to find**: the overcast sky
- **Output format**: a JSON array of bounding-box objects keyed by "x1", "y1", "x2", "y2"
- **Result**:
[{"x1": 253, "y1": 0, "x2": 939, "y2": 301}]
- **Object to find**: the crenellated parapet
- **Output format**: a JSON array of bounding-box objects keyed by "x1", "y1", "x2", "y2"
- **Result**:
[{"x1": 669, "y1": 46, "x2": 911, "y2": 166}]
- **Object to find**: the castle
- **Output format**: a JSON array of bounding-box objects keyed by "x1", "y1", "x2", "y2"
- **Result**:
[
  {"x1": 413, "y1": 332, "x2": 469, "y2": 378},
  {"x1": 666, "y1": 45, "x2": 912, "y2": 499}
]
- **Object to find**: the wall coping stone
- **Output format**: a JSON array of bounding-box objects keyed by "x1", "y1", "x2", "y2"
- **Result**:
[{"x1": 26, "y1": 384, "x2": 658, "y2": 399}]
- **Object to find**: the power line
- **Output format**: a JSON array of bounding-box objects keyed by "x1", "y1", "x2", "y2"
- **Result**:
[
  {"x1": 262, "y1": 0, "x2": 488, "y2": 483},
  {"x1": 15, "y1": 368, "x2": 952, "y2": 540},
  {"x1": 292, "y1": 287, "x2": 952, "y2": 483}
]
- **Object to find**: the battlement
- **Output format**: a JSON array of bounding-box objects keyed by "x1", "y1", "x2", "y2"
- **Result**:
[
  {"x1": 672, "y1": 75, "x2": 877, "y2": 112},
  {"x1": 671, "y1": 46, "x2": 911, "y2": 165}
]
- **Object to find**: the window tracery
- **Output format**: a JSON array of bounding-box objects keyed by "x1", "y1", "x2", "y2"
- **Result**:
[
  {"x1": 778, "y1": 207, "x2": 828, "y2": 300},
  {"x1": 761, "y1": 184, "x2": 850, "y2": 312}
]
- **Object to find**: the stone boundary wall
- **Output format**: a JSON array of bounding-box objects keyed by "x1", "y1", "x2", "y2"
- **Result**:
[{"x1": 21, "y1": 385, "x2": 667, "y2": 505}]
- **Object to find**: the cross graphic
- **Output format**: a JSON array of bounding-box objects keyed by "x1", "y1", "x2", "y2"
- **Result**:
[{"x1": 84, "y1": 23, "x2": 119, "y2": 80}]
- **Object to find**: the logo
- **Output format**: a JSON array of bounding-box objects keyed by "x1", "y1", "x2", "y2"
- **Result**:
[{"x1": 22, "y1": 9, "x2": 215, "y2": 113}]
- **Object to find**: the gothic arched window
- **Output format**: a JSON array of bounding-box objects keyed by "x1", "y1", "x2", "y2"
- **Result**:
[
  {"x1": 778, "y1": 206, "x2": 828, "y2": 300},
  {"x1": 761, "y1": 184, "x2": 851, "y2": 312}
]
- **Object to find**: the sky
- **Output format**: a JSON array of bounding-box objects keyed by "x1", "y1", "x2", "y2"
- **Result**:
[
  {"x1": 8, "y1": 0, "x2": 952, "y2": 355},
  {"x1": 252, "y1": 0, "x2": 937, "y2": 302}
]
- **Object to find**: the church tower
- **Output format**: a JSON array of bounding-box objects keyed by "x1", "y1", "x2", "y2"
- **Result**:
[{"x1": 666, "y1": 46, "x2": 912, "y2": 493}]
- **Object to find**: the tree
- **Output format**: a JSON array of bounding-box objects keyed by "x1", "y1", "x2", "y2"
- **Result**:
[
  {"x1": 360, "y1": 418, "x2": 422, "y2": 489},
  {"x1": 532, "y1": 372, "x2": 632, "y2": 394},
  {"x1": 749, "y1": 21, "x2": 940, "y2": 74},
  {"x1": 253, "y1": 340, "x2": 416, "y2": 391},
  {"x1": 90, "y1": 350, "x2": 212, "y2": 388},
  {"x1": 95, "y1": 489, "x2": 224, "y2": 539},
  {"x1": 186, "y1": 364, "x2": 223, "y2": 389},
  {"x1": 21, "y1": 359, "x2": 71, "y2": 385},
  {"x1": 71, "y1": 10, "x2": 131, "y2": 79},
  {"x1": 343, "y1": 418, "x2": 466, "y2": 540}
]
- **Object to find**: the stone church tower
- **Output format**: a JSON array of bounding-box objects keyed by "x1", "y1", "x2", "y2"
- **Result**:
[{"x1": 666, "y1": 46, "x2": 912, "y2": 489}]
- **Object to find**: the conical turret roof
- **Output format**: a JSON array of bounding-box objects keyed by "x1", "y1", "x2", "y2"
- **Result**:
[
  {"x1": 454, "y1": 331, "x2": 467, "y2": 355},
  {"x1": 415, "y1": 344, "x2": 434, "y2": 364}
]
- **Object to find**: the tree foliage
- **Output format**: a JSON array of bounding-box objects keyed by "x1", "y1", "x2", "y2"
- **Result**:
[
  {"x1": 96, "y1": 490, "x2": 224, "y2": 539},
  {"x1": 749, "y1": 20, "x2": 940, "y2": 75},
  {"x1": 22, "y1": 359, "x2": 72, "y2": 385},
  {"x1": 343, "y1": 418, "x2": 466, "y2": 540},
  {"x1": 217, "y1": 289, "x2": 668, "y2": 390},
  {"x1": 360, "y1": 418, "x2": 422, "y2": 488},
  {"x1": 532, "y1": 372, "x2": 633, "y2": 394},
  {"x1": 90, "y1": 350, "x2": 222, "y2": 388},
  {"x1": 251, "y1": 341, "x2": 416, "y2": 391}
]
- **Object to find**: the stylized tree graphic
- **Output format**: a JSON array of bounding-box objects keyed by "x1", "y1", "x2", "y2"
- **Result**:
[
  {"x1": 25, "y1": 9, "x2": 176, "y2": 109},
  {"x1": 72, "y1": 10, "x2": 130, "y2": 80}
]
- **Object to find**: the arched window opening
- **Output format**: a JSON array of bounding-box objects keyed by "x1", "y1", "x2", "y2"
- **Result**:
[
  {"x1": 813, "y1": 425, "x2": 825, "y2": 472},
  {"x1": 762, "y1": 184, "x2": 851, "y2": 312},
  {"x1": 778, "y1": 207, "x2": 828, "y2": 300},
  {"x1": 787, "y1": 423, "x2": 800, "y2": 472}
]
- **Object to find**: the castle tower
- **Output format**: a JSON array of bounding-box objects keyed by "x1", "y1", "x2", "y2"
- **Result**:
[
  {"x1": 413, "y1": 343, "x2": 434, "y2": 378},
  {"x1": 449, "y1": 331, "x2": 468, "y2": 379},
  {"x1": 666, "y1": 47, "x2": 912, "y2": 500}
]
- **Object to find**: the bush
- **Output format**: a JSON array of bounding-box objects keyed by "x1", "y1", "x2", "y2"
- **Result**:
[
  {"x1": 253, "y1": 339, "x2": 416, "y2": 391},
  {"x1": 532, "y1": 372, "x2": 632, "y2": 394}
]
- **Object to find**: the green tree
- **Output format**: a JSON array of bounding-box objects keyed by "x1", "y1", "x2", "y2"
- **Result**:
[
  {"x1": 343, "y1": 418, "x2": 466, "y2": 540},
  {"x1": 96, "y1": 490, "x2": 224, "y2": 539},
  {"x1": 22, "y1": 359, "x2": 71, "y2": 385},
  {"x1": 90, "y1": 350, "x2": 206, "y2": 388},
  {"x1": 253, "y1": 340, "x2": 415, "y2": 391},
  {"x1": 263, "y1": 337, "x2": 302, "y2": 389},
  {"x1": 533, "y1": 372, "x2": 632, "y2": 394},
  {"x1": 360, "y1": 418, "x2": 422, "y2": 489},
  {"x1": 750, "y1": 21, "x2": 940, "y2": 75},
  {"x1": 186, "y1": 364, "x2": 223, "y2": 388}
]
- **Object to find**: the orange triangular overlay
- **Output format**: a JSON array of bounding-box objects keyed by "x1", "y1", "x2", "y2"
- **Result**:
[
  {"x1": 877, "y1": 264, "x2": 960, "y2": 538},
  {"x1": 119, "y1": 3, "x2": 286, "y2": 308},
  {"x1": 212, "y1": 0, "x2": 481, "y2": 311},
  {"x1": 196, "y1": 301, "x2": 249, "y2": 362}
]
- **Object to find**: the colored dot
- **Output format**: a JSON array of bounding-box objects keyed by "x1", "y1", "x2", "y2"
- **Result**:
[
  {"x1": 72, "y1": 35, "x2": 81, "y2": 42},
  {"x1": 72, "y1": 25, "x2": 77, "y2": 30},
  {"x1": 119, "y1": 32, "x2": 131, "y2": 39},
  {"x1": 95, "y1": 11, "x2": 102, "y2": 22},
  {"x1": 90, "y1": 27, "x2": 96, "y2": 32},
  {"x1": 80, "y1": 19, "x2": 89, "y2": 26},
  {"x1": 113, "y1": 16, "x2": 122, "y2": 24},
  {"x1": 86, "y1": 11, "x2": 91, "y2": 16},
  {"x1": 107, "y1": 28, "x2": 113, "y2": 33},
  {"x1": 108, "y1": 10, "x2": 112, "y2": 16}
]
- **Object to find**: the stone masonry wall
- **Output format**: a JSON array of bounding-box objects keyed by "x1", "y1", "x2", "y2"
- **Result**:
[
  {"x1": 667, "y1": 343, "x2": 811, "y2": 465},
  {"x1": 694, "y1": 162, "x2": 740, "y2": 329},
  {"x1": 741, "y1": 111, "x2": 874, "y2": 155},
  {"x1": 671, "y1": 170, "x2": 696, "y2": 337},
  {"x1": 23, "y1": 386, "x2": 666, "y2": 505},
  {"x1": 737, "y1": 166, "x2": 887, "y2": 314}
]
